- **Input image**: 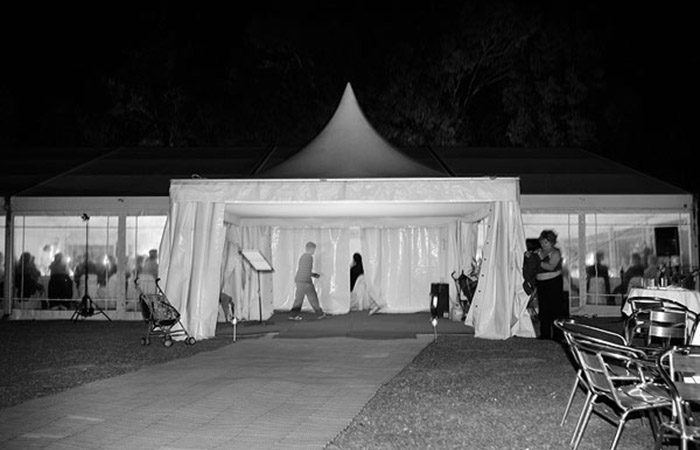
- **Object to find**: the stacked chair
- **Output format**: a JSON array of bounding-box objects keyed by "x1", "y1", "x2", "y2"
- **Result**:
[
  {"x1": 556, "y1": 318, "x2": 673, "y2": 450},
  {"x1": 625, "y1": 296, "x2": 699, "y2": 354}
]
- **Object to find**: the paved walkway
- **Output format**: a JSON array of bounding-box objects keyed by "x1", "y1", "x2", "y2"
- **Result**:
[{"x1": 0, "y1": 333, "x2": 432, "y2": 449}]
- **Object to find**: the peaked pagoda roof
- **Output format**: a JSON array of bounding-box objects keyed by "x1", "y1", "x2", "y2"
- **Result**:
[{"x1": 260, "y1": 83, "x2": 445, "y2": 178}]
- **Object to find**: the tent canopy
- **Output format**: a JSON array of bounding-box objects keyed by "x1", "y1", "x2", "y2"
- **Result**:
[{"x1": 260, "y1": 83, "x2": 444, "y2": 178}]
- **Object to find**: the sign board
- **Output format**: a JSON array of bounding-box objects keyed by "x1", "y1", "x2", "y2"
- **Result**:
[{"x1": 240, "y1": 250, "x2": 274, "y2": 272}]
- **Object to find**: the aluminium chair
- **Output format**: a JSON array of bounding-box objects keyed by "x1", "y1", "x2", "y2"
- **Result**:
[
  {"x1": 625, "y1": 296, "x2": 665, "y2": 343},
  {"x1": 568, "y1": 336, "x2": 672, "y2": 450},
  {"x1": 555, "y1": 319, "x2": 632, "y2": 427},
  {"x1": 656, "y1": 348, "x2": 700, "y2": 450}
]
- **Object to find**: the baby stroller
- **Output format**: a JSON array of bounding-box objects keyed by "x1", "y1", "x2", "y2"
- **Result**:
[
  {"x1": 135, "y1": 276, "x2": 196, "y2": 347},
  {"x1": 451, "y1": 259, "x2": 480, "y2": 321}
]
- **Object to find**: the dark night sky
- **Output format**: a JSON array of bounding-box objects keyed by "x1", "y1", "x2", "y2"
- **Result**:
[{"x1": 1, "y1": 2, "x2": 697, "y2": 192}]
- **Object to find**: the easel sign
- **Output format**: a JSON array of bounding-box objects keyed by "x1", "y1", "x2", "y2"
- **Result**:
[
  {"x1": 240, "y1": 249, "x2": 274, "y2": 324},
  {"x1": 240, "y1": 250, "x2": 274, "y2": 273}
]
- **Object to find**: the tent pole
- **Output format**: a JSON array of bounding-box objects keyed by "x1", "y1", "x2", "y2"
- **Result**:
[
  {"x1": 3, "y1": 196, "x2": 13, "y2": 317},
  {"x1": 257, "y1": 271, "x2": 262, "y2": 324}
]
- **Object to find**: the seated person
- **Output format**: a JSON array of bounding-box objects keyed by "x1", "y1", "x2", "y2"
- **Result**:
[
  {"x1": 643, "y1": 254, "x2": 660, "y2": 281},
  {"x1": 586, "y1": 251, "x2": 612, "y2": 304},
  {"x1": 586, "y1": 251, "x2": 610, "y2": 294},
  {"x1": 620, "y1": 252, "x2": 645, "y2": 294}
]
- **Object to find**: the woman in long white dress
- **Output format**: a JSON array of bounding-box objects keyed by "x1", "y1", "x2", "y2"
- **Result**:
[{"x1": 350, "y1": 253, "x2": 385, "y2": 315}]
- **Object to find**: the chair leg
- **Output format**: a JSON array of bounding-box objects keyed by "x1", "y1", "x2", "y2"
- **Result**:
[
  {"x1": 570, "y1": 391, "x2": 593, "y2": 447},
  {"x1": 572, "y1": 395, "x2": 595, "y2": 450},
  {"x1": 560, "y1": 372, "x2": 582, "y2": 426},
  {"x1": 610, "y1": 413, "x2": 628, "y2": 450},
  {"x1": 647, "y1": 409, "x2": 660, "y2": 437},
  {"x1": 653, "y1": 429, "x2": 663, "y2": 450},
  {"x1": 145, "y1": 322, "x2": 152, "y2": 345}
]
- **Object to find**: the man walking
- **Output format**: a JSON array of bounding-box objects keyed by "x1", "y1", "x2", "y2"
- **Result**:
[{"x1": 288, "y1": 241, "x2": 328, "y2": 321}]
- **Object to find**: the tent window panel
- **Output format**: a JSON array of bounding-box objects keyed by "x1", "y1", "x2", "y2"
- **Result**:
[
  {"x1": 522, "y1": 213, "x2": 580, "y2": 308},
  {"x1": 125, "y1": 216, "x2": 167, "y2": 307},
  {"x1": 11, "y1": 215, "x2": 118, "y2": 310},
  {"x1": 585, "y1": 213, "x2": 693, "y2": 294}
]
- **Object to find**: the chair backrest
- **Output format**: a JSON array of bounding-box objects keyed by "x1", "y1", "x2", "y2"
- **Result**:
[
  {"x1": 555, "y1": 318, "x2": 628, "y2": 346},
  {"x1": 628, "y1": 296, "x2": 665, "y2": 314},
  {"x1": 648, "y1": 308, "x2": 688, "y2": 343},
  {"x1": 556, "y1": 319, "x2": 638, "y2": 391},
  {"x1": 569, "y1": 336, "x2": 646, "y2": 407}
]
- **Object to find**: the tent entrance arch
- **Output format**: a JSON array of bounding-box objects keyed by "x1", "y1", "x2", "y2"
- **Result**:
[{"x1": 158, "y1": 177, "x2": 534, "y2": 341}]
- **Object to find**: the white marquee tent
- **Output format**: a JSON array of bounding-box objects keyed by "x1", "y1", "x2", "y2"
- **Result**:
[{"x1": 158, "y1": 84, "x2": 535, "y2": 341}]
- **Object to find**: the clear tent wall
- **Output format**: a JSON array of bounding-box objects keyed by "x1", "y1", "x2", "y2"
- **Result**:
[
  {"x1": 521, "y1": 194, "x2": 697, "y2": 318},
  {"x1": 1, "y1": 197, "x2": 168, "y2": 319}
]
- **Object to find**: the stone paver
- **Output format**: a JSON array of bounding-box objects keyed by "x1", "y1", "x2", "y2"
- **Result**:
[{"x1": 0, "y1": 334, "x2": 431, "y2": 449}]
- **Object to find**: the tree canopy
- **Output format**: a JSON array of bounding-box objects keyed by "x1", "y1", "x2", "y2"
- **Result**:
[{"x1": 0, "y1": 1, "x2": 695, "y2": 189}]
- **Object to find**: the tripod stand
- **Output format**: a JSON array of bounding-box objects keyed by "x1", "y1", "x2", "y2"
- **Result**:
[{"x1": 71, "y1": 213, "x2": 111, "y2": 322}]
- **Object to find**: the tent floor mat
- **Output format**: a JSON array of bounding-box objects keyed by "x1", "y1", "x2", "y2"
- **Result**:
[{"x1": 231, "y1": 311, "x2": 474, "y2": 340}]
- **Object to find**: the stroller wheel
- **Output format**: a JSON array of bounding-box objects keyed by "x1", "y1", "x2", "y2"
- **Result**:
[
  {"x1": 185, "y1": 337, "x2": 196, "y2": 345},
  {"x1": 163, "y1": 337, "x2": 173, "y2": 347}
]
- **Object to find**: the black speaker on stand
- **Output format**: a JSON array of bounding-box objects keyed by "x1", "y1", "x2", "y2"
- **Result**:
[
  {"x1": 430, "y1": 283, "x2": 450, "y2": 317},
  {"x1": 71, "y1": 214, "x2": 111, "y2": 322},
  {"x1": 654, "y1": 227, "x2": 680, "y2": 257},
  {"x1": 429, "y1": 282, "x2": 450, "y2": 341}
]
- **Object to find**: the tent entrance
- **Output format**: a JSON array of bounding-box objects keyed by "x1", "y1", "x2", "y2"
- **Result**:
[
  {"x1": 159, "y1": 177, "x2": 534, "y2": 340},
  {"x1": 221, "y1": 214, "x2": 487, "y2": 319}
]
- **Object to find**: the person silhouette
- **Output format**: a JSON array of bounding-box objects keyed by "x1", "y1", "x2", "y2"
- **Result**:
[
  {"x1": 15, "y1": 252, "x2": 44, "y2": 300},
  {"x1": 288, "y1": 241, "x2": 327, "y2": 321},
  {"x1": 48, "y1": 253, "x2": 73, "y2": 308},
  {"x1": 534, "y1": 230, "x2": 564, "y2": 341}
]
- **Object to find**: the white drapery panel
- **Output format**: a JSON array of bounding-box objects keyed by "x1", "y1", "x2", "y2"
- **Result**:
[
  {"x1": 158, "y1": 201, "x2": 226, "y2": 340},
  {"x1": 465, "y1": 202, "x2": 535, "y2": 338},
  {"x1": 220, "y1": 221, "x2": 475, "y2": 317},
  {"x1": 219, "y1": 224, "x2": 275, "y2": 321},
  {"x1": 457, "y1": 221, "x2": 480, "y2": 275},
  {"x1": 360, "y1": 226, "x2": 452, "y2": 313}
]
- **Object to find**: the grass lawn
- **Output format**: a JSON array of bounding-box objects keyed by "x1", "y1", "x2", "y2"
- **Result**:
[
  {"x1": 328, "y1": 316, "x2": 664, "y2": 450},
  {"x1": 0, "y1": 316, "x2": 665, "y2": 449}
]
